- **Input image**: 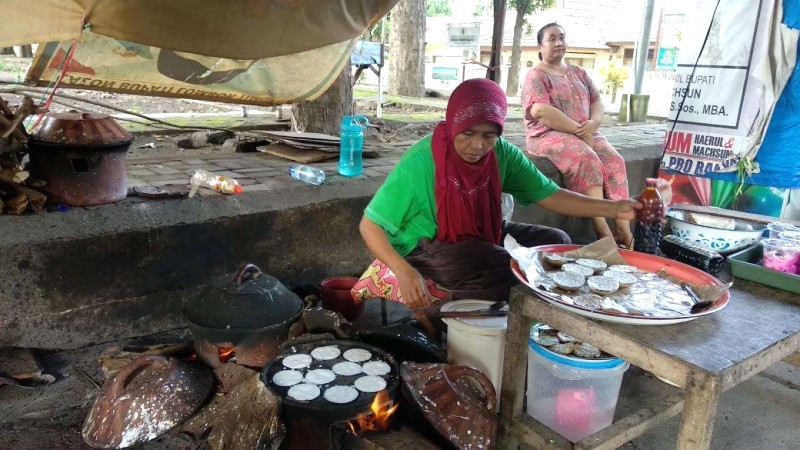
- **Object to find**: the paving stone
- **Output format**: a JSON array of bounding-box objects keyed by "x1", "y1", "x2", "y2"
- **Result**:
[
  {"x1": 154, "y1": 178, "x2": 190, "y2": 186},
  {"x1": 361, "y1": 168, "x2": 384, "y2": 178},
  {"x1": 370, "y1": 165, "x2": 394, "y2": 175},
  {"x1": 182, "y1": 158, "x2": 208, "y2": 166},
  {"x1": 215, "y1": 171, "x2": 244, "y2": 178},
  {"x1": 150, "y1": 166, "x2": 182, "y2": 175},
  {"x1": 252, "y1": 179, "x2": 287, "y2": 190},
  {"x1": 127, "y1": 168, "x2": 156, "y2": 177},
  {"x1": 235, "y1": 167, "x2": 278, "y2": 174}
]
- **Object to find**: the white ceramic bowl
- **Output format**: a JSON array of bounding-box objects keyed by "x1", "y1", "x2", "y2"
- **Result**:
[{"x1": 666, "y1": 209, "x2": 765, "y2": 254}]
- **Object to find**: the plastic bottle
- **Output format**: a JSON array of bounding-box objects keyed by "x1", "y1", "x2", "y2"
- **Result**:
[
  {"x1": 288, "y1": 164, "x2": 326, "y2": 185},
  {"x1": 339, "y1": 115, "x2": 369, "y2": 177},
  {"x1": 633, "y1": 178, "x2": 664, "y2": 254},
  {"x1": 188, "y1": 169, "x2": 243, "y2": 197}
]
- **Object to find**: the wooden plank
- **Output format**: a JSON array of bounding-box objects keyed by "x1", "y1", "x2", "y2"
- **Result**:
[
  {"x1": 676, "y1": 372, "x2": 721, "y2": 450},
  {"x1": 519, "y1": 294, "x2": 691, "y2": 384},
  {"x1": 721, "y1": 330, "x2": 800, "y2": 391},
  {"x1": 784, "y1": 351, "x2": 800, "y2": 367},
  {"x1": 499, "y1": 289, "x2": 531, "y2": 421},
  {"x1": 671, "y1": 203, "x2": 800, "y2": 226},
  {"x1": 511, "y1": 414, "x2": 573, "y2": 450},
  {"x1": 260, "y1": 143, "x2": 337, "y2": 163},
  {"x1": 575, "y1": 393, "x2": 684, "y2": 450}
]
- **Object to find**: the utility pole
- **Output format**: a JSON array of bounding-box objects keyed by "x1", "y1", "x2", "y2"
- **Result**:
[
  {"x1": 633, "y1": 0, "x2": 656, "y2": 94},
  {"x1": 488, "y1": 0, "x2": 508, "y2": 84}
]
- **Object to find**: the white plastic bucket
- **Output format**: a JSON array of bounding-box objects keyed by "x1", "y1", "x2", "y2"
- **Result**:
[
  {"x1": 526, "y1": 326, "x2": 629, "y2": 443},
  {"x1": 441, "y1": 299, "x2": 507, "y2": 406}
]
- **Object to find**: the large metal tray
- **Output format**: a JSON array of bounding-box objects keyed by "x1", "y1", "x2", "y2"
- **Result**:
[{"x1": 728, "y1": 243, "x2": 800, "y2": 294}]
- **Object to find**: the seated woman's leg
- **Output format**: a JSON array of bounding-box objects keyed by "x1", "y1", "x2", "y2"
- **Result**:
[
  {"x1": 405, "y1": 238, "x2": 516, "y2": 301},
  {"x1": 502, "y1": 221, "x2": 571, "y2": 247},
  {"x1": 528, "y1": 132, "x2": 614, "y2": 241},
  {"x1": 593, "y1": 137, "x2": 633, "y2": 247}
]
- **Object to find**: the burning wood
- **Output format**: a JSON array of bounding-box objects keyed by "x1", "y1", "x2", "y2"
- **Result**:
[
  {"x1": 347, "y1": 390, "x2": 399, "y2": 435},
  {"x1": 218, "y1": 346, "x2": 236, "y2": 362}
]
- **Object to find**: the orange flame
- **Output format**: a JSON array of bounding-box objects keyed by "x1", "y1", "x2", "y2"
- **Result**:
[
  {"x1": 218, "y1": 346, "x2": 235, "y2": 362},
  {"x1": 347, "y1": 390, "x2": 398, "y2": 435}
]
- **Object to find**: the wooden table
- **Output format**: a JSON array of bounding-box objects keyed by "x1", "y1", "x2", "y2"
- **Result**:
[{"x1": 498, "y1": 278, "x2": 800, "y2": 449}]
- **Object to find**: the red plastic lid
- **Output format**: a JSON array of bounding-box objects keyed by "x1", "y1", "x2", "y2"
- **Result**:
[{"x1": 233, "y1": 185, "x2": 243, "y2": 194}]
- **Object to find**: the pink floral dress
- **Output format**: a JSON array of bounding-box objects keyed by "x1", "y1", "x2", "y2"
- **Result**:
[{"x1": 521, "y1": 65, "x2": 629, "y2": 200}]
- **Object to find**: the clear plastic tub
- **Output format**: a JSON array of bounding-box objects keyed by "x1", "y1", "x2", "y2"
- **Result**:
[
  {"x1": 766, "y1": 222, "x2": 800, "y2": 238},
  {"x1": 526, "y1": 335, "x2": 629, "y2": 443},
  {"x1": 761, "y1": 238, "x2": 800, "y2": 274}
]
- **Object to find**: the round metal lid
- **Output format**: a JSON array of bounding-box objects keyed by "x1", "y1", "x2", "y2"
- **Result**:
[
  {"x1": 184, "y1": 264, "x2": 304, "y2": 331},
  {"x1": 30, "y1": 110, "x2": 133, "y2": 146}
]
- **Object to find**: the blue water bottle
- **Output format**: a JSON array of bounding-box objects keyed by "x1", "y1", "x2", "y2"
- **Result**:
[{"x1": 339, "y1": 115, "x2": 369, "y2": 177}]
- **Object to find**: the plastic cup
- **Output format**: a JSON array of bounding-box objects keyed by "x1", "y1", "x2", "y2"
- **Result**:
[
  {"x1": 778, "y1": 231, "x2": 800, "y2": 244},
  {"x1": 766, "y1": 222, "x2": 800, "y2": 238},
  {"x1": 761, "y1": 238, "x2": 800, "y2": 274}
]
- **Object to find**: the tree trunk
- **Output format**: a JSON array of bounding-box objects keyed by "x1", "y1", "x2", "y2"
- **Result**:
[
  {"x1": 487, "y1": 0, "x2": 508, "y2": 84},
  {"x1": 388, "y1": 0, "x2": 425, "y2": 97},
  {"x1": 506, "y1": 2, "x2": 529, "y2": 97},
  {"x1": 291, "y1": 66, "x2": 353, "y2": 135},
  {"x1": 612, "y1": 86, "x2": 618, "y2": 104},
  {"x1": 19, "y1": 45, "x2": 33, "y2": 58}
]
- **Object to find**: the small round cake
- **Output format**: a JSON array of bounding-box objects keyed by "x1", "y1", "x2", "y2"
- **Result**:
[
  {"x1": 576, "y1": 258, "x2": 608, "y2": 273},
  {"x1": 587, "y1": 275, "x2": 620, "y2": 295},
  {"x1": 552, "y1": 271, "x2": 586, "y2": 291},
  {"x1": 304, "y1": 369, "x2": 336, "y2": 385},
  {"x1": 272, "y1": 370, "x2": 304, "y2": 387},
  {"x1": 332, "y1": 361, "x2": 363, "y2": 376},
  {"x1": 287, "y1": 383, "x2": 321, "y2": 401},
  {"x1": 607, "y1": 264, "x2": 637, "y2": 273},
  {"x1": 282, "y1": 353, "x2": 312, "y2": 369},
  {"x1": 310, "y1": 345, "x2": 341, "y2": 361},
  {"x1": 343, "y1": 348, "x2": 372, "y2": 363},
  {"x1": 561, "y1": 263, "x2": 595, "y2": 277},
  {"x1": 354, "y1": 375, "x2": 387, "y2": 393},
  {"x1": 572, "y1": 293, "x2": 604, "y2": 309},
  {"x1": 601, "y1": 269, "x2": 638, "y2": 288},
  {"x1": 362, "y1": 361, "x2": 391, "y2": 376},
  {"x1": 324, "y1": 385, "x2": 359, "y2": 404},
  {"x1": 544, "y1": 254, "x2": 575, "y2": 267}
]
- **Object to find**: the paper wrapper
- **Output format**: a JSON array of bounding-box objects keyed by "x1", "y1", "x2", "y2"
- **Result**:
[{"x1": 512, "y1": 237, "x2": 731, "y2": 318}]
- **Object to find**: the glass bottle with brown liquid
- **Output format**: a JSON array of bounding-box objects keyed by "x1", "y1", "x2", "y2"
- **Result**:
[{"x1": 633, "y1": 178, "x2": 664, "y2": 254}]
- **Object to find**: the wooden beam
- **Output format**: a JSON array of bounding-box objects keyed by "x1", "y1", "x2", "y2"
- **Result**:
[
  {"x1": 676, "y1": 372, "x2": 721, "y2": 450},
  {"x1": 575, "y1": 393, "x2": 684, "y2": 450}
]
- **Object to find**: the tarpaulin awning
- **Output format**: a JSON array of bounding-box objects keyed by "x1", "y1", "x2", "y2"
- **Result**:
[
  {"x1": 1, "y1": 0, "x2": 395, "y2": 60},
  {"x1": 1, "y1": 0, "x2": 397, "y2": 106}
]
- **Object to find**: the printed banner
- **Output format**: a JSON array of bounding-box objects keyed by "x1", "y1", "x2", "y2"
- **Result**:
[
  {"x1": 26, "y1": 31, "x2": 356, "y2": 106},
  {"x1": 659, "y1": 0, "x2": 778, "y2": 176}
]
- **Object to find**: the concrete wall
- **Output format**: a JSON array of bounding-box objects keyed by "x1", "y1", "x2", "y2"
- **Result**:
[{"x1": 0, "y1": 148, "x2": 662, "y2": 350}]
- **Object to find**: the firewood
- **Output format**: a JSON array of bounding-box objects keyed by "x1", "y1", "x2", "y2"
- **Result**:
[
  {"x1": 0, "y1": 167, "x2": 29, "y2": 184},
  {"x1": 0, "y1": 197, "x2": 4, "y2": 213},
  {"x1": 18, "y1": 186, "x2": 46, "y2": 212},
  {"x1": 25, "y1": 177, "x2": 47, "y2": 188},
  {"x1": 98, "y1": 342, "x2": 193, "y2": 379},
  {"x1": 180, "y1": 363, "x2": 285, "y2": 450},
  {"x1": 5, "y1": 194, "x2": 27, "y2": 214}
]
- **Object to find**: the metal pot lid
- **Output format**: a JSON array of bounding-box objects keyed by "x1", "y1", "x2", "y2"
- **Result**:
[
  {"x1": 82, "y1": 355, "x2": 213, "y2": 449},
  {"x1": 184, "y1": 264, "x2": 304, "y2": 331},
  {"x1": 30, "y1": 110, "x2": 133, "y2": 146}
]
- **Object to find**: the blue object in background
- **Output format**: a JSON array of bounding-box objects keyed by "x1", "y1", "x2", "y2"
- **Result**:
[
  {"x1": 705, "y1": 0, "x2": 800, "y2": 189},
  {"x1": 339, "y1": 115, "x2": 369, "y2": 177}
]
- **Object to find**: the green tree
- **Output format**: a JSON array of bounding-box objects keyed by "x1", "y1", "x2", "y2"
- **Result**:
[
  {"x1": 600, "y1": 63, "x2": 629, "y2": 104},
  {"x1": 506, "y1": 0, "x2": 554, "y2": 96},
  {"x1": 426, "y1": 0, "x2": 451, "y2": 17}
]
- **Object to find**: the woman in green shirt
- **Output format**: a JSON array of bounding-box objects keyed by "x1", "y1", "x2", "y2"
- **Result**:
[{"x1": 359, "y1": 78, "x2": 639, "y2": 308}]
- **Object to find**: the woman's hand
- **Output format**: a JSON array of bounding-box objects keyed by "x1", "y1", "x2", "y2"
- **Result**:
[
  {"x1": 575, "y1": 119, "x2": 600, "y2": 139},
  {"x1": 611, "y1": 199, "x2": 642, "y2": 221},
  {"x1": 395, "y1": 263, "x2": 431, "y2": 309}
]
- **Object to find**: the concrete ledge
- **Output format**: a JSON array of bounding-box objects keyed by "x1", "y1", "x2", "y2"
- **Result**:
[{"x1": 0, "y1": 132, "x2": 664, "y2": 349}]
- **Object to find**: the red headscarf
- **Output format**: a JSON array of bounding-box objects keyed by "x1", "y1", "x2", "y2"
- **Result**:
[{"x1": 433, "y1": 78, "x2": 507, "y2": 245}]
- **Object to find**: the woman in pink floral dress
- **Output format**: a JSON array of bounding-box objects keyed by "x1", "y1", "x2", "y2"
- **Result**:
[{"x1": 522, "y1": 23, "x2": 633, "y2": 247}]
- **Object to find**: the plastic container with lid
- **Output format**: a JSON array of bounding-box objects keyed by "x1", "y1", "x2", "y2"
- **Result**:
[
  {"x1": 761, "y1": 238, "x2": 800, "y2": 274},
  {"x1": 766, "y1": 222, "x2": 800, "y2": 238},
  {"x1": 440, "y1": 299, "x2": 508, "y2": 408},
  {"x1": 527, "y1": 324, "x2": 629, "y2": 443}
]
